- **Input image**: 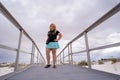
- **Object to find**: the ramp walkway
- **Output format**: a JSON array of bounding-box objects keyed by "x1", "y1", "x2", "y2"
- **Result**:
[{"x1": 1, "y1": 64, "x2": 120, "y2": 80}]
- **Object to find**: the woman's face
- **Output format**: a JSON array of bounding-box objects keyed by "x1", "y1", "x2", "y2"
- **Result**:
[{"x1": 50, "y1": 24, "x2": 55, "y2": 31}]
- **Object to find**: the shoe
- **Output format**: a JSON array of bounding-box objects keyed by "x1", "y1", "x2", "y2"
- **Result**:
[
  {"x1": 44, "y1": 64, "x2": 51, "y2": 68},
  {"x1": 52, "y1": 65, "x2": 56, "y2": 68}
]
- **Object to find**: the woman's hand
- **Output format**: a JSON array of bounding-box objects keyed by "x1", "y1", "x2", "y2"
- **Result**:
[{"x1": 54, "y1": 39, "x2": 58, "y2": 42}]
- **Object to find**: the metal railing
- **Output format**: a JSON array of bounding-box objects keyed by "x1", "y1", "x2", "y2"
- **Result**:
[
  {"x1": 0, "y1": 2, "x2": 45, "y2": 72},
  {"x1": 57, "y1": 3, "x2": 120, "y2": 68}
]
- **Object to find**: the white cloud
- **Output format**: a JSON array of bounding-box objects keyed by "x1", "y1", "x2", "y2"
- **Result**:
[
  {"x1": 107, "y1": 32, "x2": 120, "y2": 43},
  {"x1": 102, "y1": 47, "x2": 120, "y2": 54},
  {"x1": 18, "y1": 0, "x2": 29, "y2": 6}
]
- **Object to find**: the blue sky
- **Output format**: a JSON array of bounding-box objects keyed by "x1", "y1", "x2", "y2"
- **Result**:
[{"x1": 0, "y1": 0, "x2": 120, "y2": 63}]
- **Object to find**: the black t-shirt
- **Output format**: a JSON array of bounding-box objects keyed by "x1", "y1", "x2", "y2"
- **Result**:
[{"x1": 47, "y1": 30, "x2": 60, "y2": 42}]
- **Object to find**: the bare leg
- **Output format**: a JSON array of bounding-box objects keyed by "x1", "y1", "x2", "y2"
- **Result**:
[
  {"x1": 52, "y1": 49, "x2": 57, "y2": 65},
  {"x1": 46, "y1": 48, "x2": 50, "y2": 65}
]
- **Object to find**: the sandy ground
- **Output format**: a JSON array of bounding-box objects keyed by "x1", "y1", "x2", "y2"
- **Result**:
[
  {"x1": 0, "y1": 67, "x2": 14, "y2": 77},
  {"x1": 92, "y1": 62, "x2": 120, "y2": 75}
]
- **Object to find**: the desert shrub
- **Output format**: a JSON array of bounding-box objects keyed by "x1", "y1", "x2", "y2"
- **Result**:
[
  {"x1": 0, "y1": 63, "x2": 9, "y2": 67},
  {"x1": 111, "y1": 58, "x2": 117, "y2": 64},
  {"x1": 78, "y1": 60, "x2": 88, "y2": 66},
  {"x1": 9, "y1": 63, "x2": 15, "y2": 67},
  {"x1": 98, "y1": 60, "x2": 104, "y2": 64}
]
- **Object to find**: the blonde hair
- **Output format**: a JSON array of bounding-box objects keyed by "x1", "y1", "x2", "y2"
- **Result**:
[{"x1": 49, "y1": 23, "x2": 56, "y2": 31}]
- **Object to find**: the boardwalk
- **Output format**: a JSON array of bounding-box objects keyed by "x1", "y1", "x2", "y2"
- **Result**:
[
  {"x1": 1, "y1": 64, "x2": 120, "y2": 80},
  {"x1": 0, "y1": 2, "x2": 120, "y2": 80}
]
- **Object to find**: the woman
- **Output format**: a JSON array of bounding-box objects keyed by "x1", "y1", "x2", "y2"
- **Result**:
[{"x1": 45, "y1": 23, "x2": 62, "y2": 68}]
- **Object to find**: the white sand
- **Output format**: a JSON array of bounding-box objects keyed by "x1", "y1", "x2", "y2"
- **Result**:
[
  {"x1": 92, "y1": 62, "x2": 120, "y2": 75},
  {"x1": 0, "y1": 67, "x2": 14, "y2": 76}
]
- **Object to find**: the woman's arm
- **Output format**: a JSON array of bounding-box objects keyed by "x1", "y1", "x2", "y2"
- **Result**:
[
  {"x1": 46, "y1": 37, "x2": 50, "y2": 44},
  {"x1": 54, "y1": 33, "x2": 62, "y2": 41},
  {"x1": 57, "y1": 33, "x2": 62, "y2": 41}
]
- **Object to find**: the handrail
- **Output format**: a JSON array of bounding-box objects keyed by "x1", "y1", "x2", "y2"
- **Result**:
[
  {"x1": 70, "y1": 3, "x2": 120, "y2": 43},
  {"x1": 68, "y1": 42, "x2": 120, "y2": 55},
  {"x1": 0, "y1": 2, "x2": 46, "y2": 71},
  {"x1": 57, "y1": 3, "x2": 120, "y2": 68},
  {"x1": 0, "y1": 44, "x2": 31, "y2": 54},
  {"x1": 0, "y1": 2, "x2": 45, "y2": 63}
]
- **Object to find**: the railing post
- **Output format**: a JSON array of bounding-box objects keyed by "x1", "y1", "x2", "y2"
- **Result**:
[
  {"x1": 70, "y1": 43, "x2": 73, "y2": 64},
  {"x1": 14, "y1": 30, "x2": 23, "y2": 71},
  {"x1": 37, "y1": 51, "x2": 39, "y2": 64},
  {"x1": 84, "y1": 32, "x2": 91, "y2": 68},
  {"x1": 60, "y1": 54, "x2": 62, "y2": 64},
  {"x1": 31, "y1": 43, "x2": 35, "y2": 64},
  {"x1": 60, "y1": 56, "x2": 61, "y2": 64},
  {"x1": 63, "y1": 51, "x2": 64, "y2": 64},
  {"x1": 68, "y1": 45, "x2": 70, "y2": 64},
  {"x1": 58, "y1": 56, "x2": 60, "y2": 65}
]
